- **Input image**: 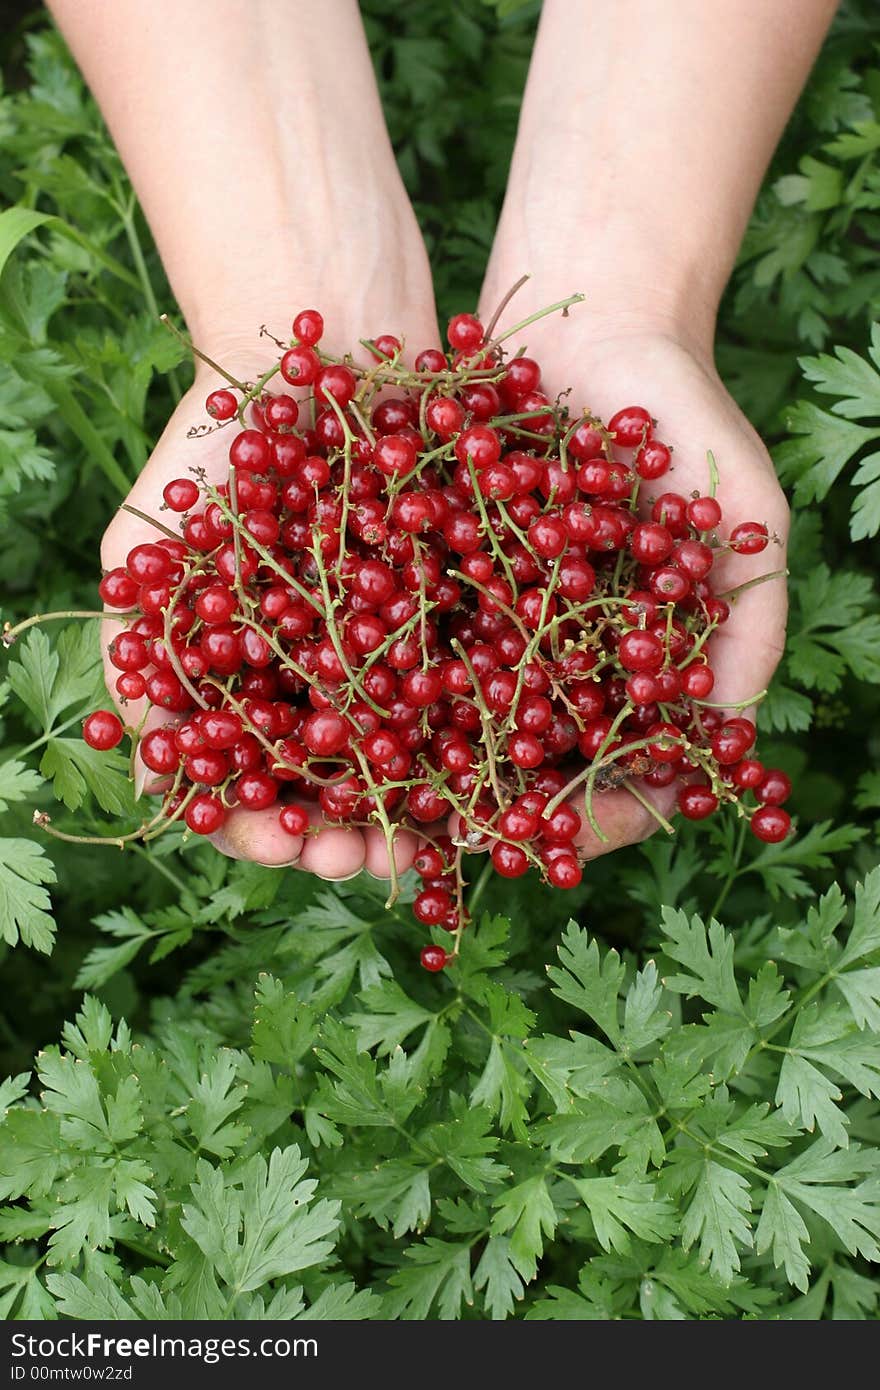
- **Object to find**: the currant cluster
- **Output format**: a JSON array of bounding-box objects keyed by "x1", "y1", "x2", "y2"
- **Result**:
[{"x1": 71, "y1": 298, "x2": 790, "y2": 972}]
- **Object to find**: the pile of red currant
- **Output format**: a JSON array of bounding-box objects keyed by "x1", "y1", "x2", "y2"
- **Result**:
[{"x1": 69, "y1": 301, "x2": 790, "y2": 972}]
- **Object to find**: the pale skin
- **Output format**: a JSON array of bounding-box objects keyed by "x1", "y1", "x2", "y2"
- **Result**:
[{"x1": 49, "y1": 0, "x2": 838, "y2": 877}]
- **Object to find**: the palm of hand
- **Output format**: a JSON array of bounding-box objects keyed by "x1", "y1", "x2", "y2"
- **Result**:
[
  {"x1": 102, "y1": 355, "x2": 435, "y2": 881},
  {"x1": 524, "y1": 329, "x2": 789, "y2": 859}
]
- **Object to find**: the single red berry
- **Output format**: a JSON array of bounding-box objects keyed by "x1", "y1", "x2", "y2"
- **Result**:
[
  {"x1": 414, "y1": 847, "x2": 445, "y2": 879},
  {"x1": 280, "y1": 345, "x2": 320, "y2": 386},
  {"x1": 729, "y1": 522, "x2": 769, "y2": 555},
  {"x1": 527, "y1": 514, "x2": 567, "y2": 559},
  {"x1": 650, "y1": 567, "x2": 691, "y2": 602},
  {"x1": 678, "y1": 785, "x2": 719, "y2": 820},
  {"x1": 751, "y1": 805, "x2": 791, "y2": 842},
  {"x1": 185, "y1": 793, "x2": 226, "y2": 835},
  {"x1": 455, "y1": 425, "x2": 502, "y2": 471},
  {"x1": 674, "y1": 539, "x2": 714, "y2": 581},
  {"x1": 608, "y1": 405, "x2": 653, "y2": 446},
  {"x1": 139, "y1": 727, "x2": 179, "y2": 775},
  {"x1": 647, "y1": 722, "x2": 685, "y2": 763},
  {"x1": 108, "y1": 632, "x2": 149, "y2": 672},
  {"x1": 374, "y1": 434, "x2": 417, "y2": 478},
  {"x1": 757, "y1": 768, "x2": 792, "y2": 806},
  {"x1": 712, "y1": 721, "x2": 755, "y2": 765},
  {"x1": 279, "y1": 804, "x2": 309, "y2": 836},
  {"x1": 205, "y1": 389, "x2": 237, "y2": 421},
  {"x1": 634, "y1": 439, "x2": 671, "y2": 480},
  {"x1": 369, "y1": 333, "x2": 402, "y2": 360},
  {"x1": 415, "y1": 348, "x2": 447, "y2": 373},
  {"x1": 126, "y1": 543, "x2": 172, "y2": 584},
  {"x1": 545, "y1": 854, "x2": 582, "y2": 889},
  {"x1": 264, "y1": 394, "x2": 300, "y2": 431},
  {"x1": 491, "y1": 842, "x2": 530, "y2": 878},
  {"x1": 314, "y1": 363, "x2": 357, "y2": 408},
  {"x1": 681, "y1": 664, "x2": 715, "y2": 699},
  {"x1": 99, "y1": 568, "x2": 139, "y2": 609},
  {"x1": 292, "y1": 308, "x2": 324, "y2": 346},
  {"x1": 541, "y1": 802, "x2": 581, "y2": 843},
  {"x1": 83, "y1": 710, "x2": 124, "y2": 751},
  {"x1": 414, "y1": 886, "x2": 453, "y2": 925},
  {"x1": 236, "y1": 771, "x2": 278, "y2": 810},
  {"x1": 619, "y1": 629, "x2": 665, "y2": 673},
  {"x1": 426, "y1": 395, "x2": 465, "y2": 441},
  {"x1": 652, "y1": 493, "x2": 689, "y2": 534},
  {"x1": 731, "y1": 758, "x2": 764, "y2": 790},
  {"x1": 509, "y1": 731, "x2": 544, "y2": 769},
  {"x1": 115, "y1": 671, "x2": 146, "y2": 701},
  {"x1": 630, "y1": 522, "x2": 673, "y2": 565},
  {"x1": 302, "y1": 709, "x2": 349, "y2": 757},
  {"x1": 687, "y1": 496, "x2": 722, "y2": 531},
  {"x1": 447, "y1": 313, "x2": 484, "y2": 353},
  {"x1": 163, "y1": 477, "x2": 200, "y2": 511},
  {"x1": 407, "y1": 784, "x2": 449, "y2": 823},
  {"x1": 420, "y1": 944, "x2": 450, "y2": 973},
  {"x1": 199, "y1": 709, "x2": 243, "y2": 749}
]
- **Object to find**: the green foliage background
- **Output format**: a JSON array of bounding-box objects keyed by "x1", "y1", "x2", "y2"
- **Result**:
[{"x1": 1, "y1": 0, "x2": 880, "y2": 1321}]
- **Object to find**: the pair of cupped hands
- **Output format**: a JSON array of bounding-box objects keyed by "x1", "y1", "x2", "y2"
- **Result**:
[{"x1": 101, "y1": 236, "x2": 790, "y2": 884}]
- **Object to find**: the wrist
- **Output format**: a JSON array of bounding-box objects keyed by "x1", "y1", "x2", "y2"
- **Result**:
[
  {"x1": 482, "y1": 216, "x2": 722, "y2": 367},
  {"x1": 180, "y1": 186, "x2": 439, "y2": 381}
]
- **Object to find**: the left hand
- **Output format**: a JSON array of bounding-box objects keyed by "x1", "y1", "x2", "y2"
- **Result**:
[{"x1": 469, "y1": 312, "x2": 790, "y2": 861}]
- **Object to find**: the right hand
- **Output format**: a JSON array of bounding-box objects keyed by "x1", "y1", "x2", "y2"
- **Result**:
[{"x1": 102, "y1": 305, "x2": 440, "y2": 880}]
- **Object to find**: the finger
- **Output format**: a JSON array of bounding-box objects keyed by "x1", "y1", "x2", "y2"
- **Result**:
[
  {"x1": 296, "y1": 799, "x2": 367, "y2": 880},
  {"x1": 570, "y1": 781, "x2": 677, "y2": 861},
  {"x1": 363, "y1": 825, "x2": 419, "y2": 879},
  {"x1": 705, "y1": 505, "x2": 789, "y2": 714},
  {"x1": 209, "y1": 804, "x2": 303, "y2": 867}
]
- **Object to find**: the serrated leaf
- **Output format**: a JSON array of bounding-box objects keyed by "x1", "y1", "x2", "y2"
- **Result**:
[
  {"x1": 490, "y1": 1174, "x2": 557, "y2": 1281},
  {"x1": 0, "y1": 836, "x2": 56, "y2": 951},
  {"x1": 181, "y1": 1146, "x2": 339, "y2": 1293},
  {"x1": 252, "y1": 974, "x2": 317, "y2": 1067},
  {"x1": 756, "y1": 1183, "x2": 812, "y2": 1291},
  {"x1": 0, "y1": 759, "x2": 42, "y2": 812},
  {"x1": 384, "y1": 1238, "x2": 473, "y2": 1320},
  {"x1": 569, "y1": 1177, "x2": 677, "y2": 1254},
  {"x1": 473, "y1": 1237, "x2": 525, "y2": 1320},
  {"x1": 679, "y1": 1160, "x2": 753, "y2": 1283},
  {"x1": 547, "y1": 922, "x2": 625, "y2": 1042},
  {"x1": 41, "y1": 738, "x2": 134, "y2": 816},
  {"x1": 661, "y1": 909, "x2": 743, "y2": 1014}
]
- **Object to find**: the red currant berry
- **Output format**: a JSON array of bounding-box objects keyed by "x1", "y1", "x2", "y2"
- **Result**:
[
  {"x1": 185, "y1": 793, "x2": 226, "y2": 835},
  {"x1": 545, "y1": 854, "x2": 582, "y2": 889},
  {"x1": 678, "y1": 785, "x2": 719, "y2": 820},
  {"x1": 447, "y1": 313, "x2": 484, "y2": 353},
  {"x1": 163, "y1": 477, "x2": 200, "y2": 511},
  {"x1": 83, "y1": 710, "x2": 124, "y2": 751},
  {"x1": 279, "y1": 804, "x2": 309, "y2": 836},
  {"x1": 634, "y1": 439, "x2": 671, "y2": 480},
  {"x1": 205, "y1": 389, "x2": 238, "y2": 421},
  {"x1": 236, "y1": 771, "x2": 278, "y2": 810},
  {"x1": 280, "y1": 345, "x2": 320, "y2": 386},
  {"x1": 608, "y1": 405, "x2": 652, "y2": 446},
  {"x1": 729, "y1": 522, "x2": 769, "y2": 555},
  {"x1": 757, "y1": 769, "x2": 792, "y2": 806},
  {"x1": 751, "y1": 805, "x2": 791, "y2": 842},
  {"x1": 292, "y1": 308, "x2": 324, "y2": 346},
  {"x1": 491, "y1": 842, "x2": 530, "y2": 878},
  {"x1": 420, "y1": 944, "x2": 450, "y2": 973},
  {"x1": 687, "y1": 496, "x2": 722, "y2": 531}
]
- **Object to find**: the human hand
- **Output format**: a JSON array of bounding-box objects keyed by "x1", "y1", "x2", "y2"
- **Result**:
[
  {"x1": 101, "y1": 303, "x2": 440, "y2": 880},
  {"x1": 472, "y1": 309, "x2": 789, "y2": 861}
]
